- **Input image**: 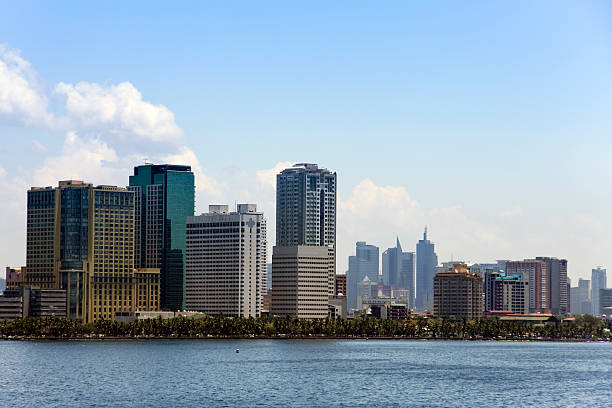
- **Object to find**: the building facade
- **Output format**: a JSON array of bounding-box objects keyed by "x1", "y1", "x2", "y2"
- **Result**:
[
  {"x1": 270, "y1": 246, "x2": 329, "y2": 319},
  {"x1": 433, "y1": 264, "x2": 483, "y2": 320},
  {"x1": 591, "y1": 267, "x2": 607, "y2": 316},
  {"x1": 346, "y1": 242, "x2": 379, "y2": 311},
  {"x1": 570, "y1": 279, "x2": 591, "y2": 315},
  {"x1": 335, "y1": 274, "x2": 347, "y2": 296},
  {"x1": 185, "y1": 204, "x2": 267, "y2": 317},
  {"x1": 129, "y1": 164, "x2": 195, "y2": 311},
  {"x1": 505, "y1": 260, "x2": 549, "y2": 314},
  {"x1": 25, "y1": 180, "x2": 159, "y2": 323},
  {"x1": 416, "y1": 228, "x2": 438, "y2": 311},
  {"x1": 536, "y1": 257, "x2": 568, "y2": 315},
  {"x1": 276, "y1": 163, "x2": 337, "y2": 295},
  {"x1": 0, "y1": 286, "x2": 67, "y2": 321},
  {"x1": 382, "y1": 238, "x2": 415, "y2": 308},
  {"x1": 484, "y1": 271, "x2": 529, "y2": 314}
]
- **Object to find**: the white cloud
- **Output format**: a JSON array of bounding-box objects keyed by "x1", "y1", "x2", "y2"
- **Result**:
[
  {"x1": 55, "y1": 81, "x2": 183, "y2": 142},
  {"x1": 31, "y1": 139, "x2": 48, "y2": 153},
  {"x1": 255, "y1": 161, "x2": 294, "y2": 190},
  {"x1": 0, "y1": 45, "x2": 56, "y2": 127}
]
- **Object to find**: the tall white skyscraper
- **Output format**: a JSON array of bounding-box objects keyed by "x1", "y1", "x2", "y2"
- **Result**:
[
  {"x1": 591, "y1": 267, "x2": 607, "y2": 316},
  {"x1": 186, "y1": 204, "x2": 267, "y2": 317}
]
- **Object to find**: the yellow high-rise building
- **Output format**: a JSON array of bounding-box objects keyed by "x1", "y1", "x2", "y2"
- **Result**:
[{"x1": 25, "y1": 180, "x2": 160, "y2": 323}]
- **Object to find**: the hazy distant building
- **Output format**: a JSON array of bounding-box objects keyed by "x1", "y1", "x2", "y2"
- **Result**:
[
  {"x1": 536, "y1": 257, "x2": 568, "y2": 315},
  {"x1": 415, "y1": 228, "x2": 438, "y2": 311},
  {"x1": 505, "y1": 260, "x2": 549, "y2": 314},
  {"x1": 600, "y1": 289, "x2": 612, "y2": 318},
  {"x1": 591, "y1": 267, "x2": 607, "y2": 316},
  {"x1": 129, "y1": 164, "x2": 195, "y2": 311},
  {"x1": 186, "y1": 204, "x2": 267, "y2": 317},
  {"x1": 382, "y1": 238, "x2": 415, "y2": 308},
  {"x1": 570, "y1": 279, "x2": 591, "y2": 315},
  {"x1": 484, "y1": 271, "x2": 529, "y2": 314},
  {"x1": 25, "y1": 180, "x2": 159, "y2": 323},
  {"x1": 276, "y1": 163, "x2": 337, "y2": 295},
  {"x1": 270, "y1": 246, "x2": 329, "y2": 319},
  {"x1": 434, "y1": 264, "x2": 483, "y2": 320},
  {"x1": 347, "y1": 242, "x2": 379, "y2": 311}
]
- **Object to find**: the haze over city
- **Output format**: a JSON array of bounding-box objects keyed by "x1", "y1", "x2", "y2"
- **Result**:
[{"x1": 1, "y1": 1, "x2": 611, "y2": 281}]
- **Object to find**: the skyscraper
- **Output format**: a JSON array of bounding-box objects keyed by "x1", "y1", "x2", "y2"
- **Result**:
[
  {"x1": 484, "y1": 270, "x2": 529, "y2": 314},
  {"x1": 276, "y1": 163, "x2": 337, "y2": 295},
  {"x1": 186, "y1": 204, "x2": 267, "y2": 317},
  {"x1": 591, "y1": 267, "x2": 607, "y2": 316},
  {"x1": 570, "y1": 279, "x2": 591, "y2": 315},
  {"x1": 129, "y1": 164, "x2": 195, "y2": 311},
  {"x1": 25, "y1": 180, "x2": 160, "y2": 322},
  {"x1": 415, "y1": 228, "x2": 438, "y2": 311},
  {"x1": 382, "y1": 238, "x2": 414, "y2": 307},
  {"x1": 536, "y1": 257, "x2": 568, "y2": 315},
  {"x1": 346, "y1": 242, "x2": 379, "y2": 311}
]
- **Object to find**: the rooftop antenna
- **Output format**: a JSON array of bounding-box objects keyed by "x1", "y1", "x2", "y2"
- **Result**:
[{"x1": 424, "y1": 225, "x2": 428, "y2": 240}]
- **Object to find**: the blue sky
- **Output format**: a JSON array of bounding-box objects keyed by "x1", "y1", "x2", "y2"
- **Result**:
[{"x1": 0, "y1": 1, "x2": 611, "y2": 280}]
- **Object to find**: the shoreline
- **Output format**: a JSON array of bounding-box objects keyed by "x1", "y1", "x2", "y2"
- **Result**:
[{"x1": 2, "y1": 335, "x2": 609, "y2": 342}]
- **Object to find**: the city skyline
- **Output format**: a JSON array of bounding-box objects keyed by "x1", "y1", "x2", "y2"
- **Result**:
[{"x1": 1, "y1": 2, "x2": 611, "y2": 281}]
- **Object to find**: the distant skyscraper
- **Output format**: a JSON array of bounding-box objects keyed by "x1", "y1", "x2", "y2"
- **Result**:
[
  {"x1": 25, "y1": 180, "x2": 160, "y2": 322},
  {"x1": 382, "y1": 238, "x2": 414, "y2": 307},
  {"x1": 415, "y1": 228, "x2": 438, "y2": 311},
  {"x1": 186, "y1": 204, "x2": 267, "y2": 317},
  {"x1": 276, "y1": 163, "x2": 337, "y2": 295},
  {"x1": 591, "y1": 267, "x2": 607, "y2": 316},
  {"x1": 536, "y1": 257, "x2": 568, "y2": 315},
  {"x1": 129, "y1": 164, "x2": 195, "y2": 311},
  {"x1": 347, "y1": 242, "x2": 379, "y2": 311},
  {"x1": 570, "y1": 279, "x2": 591, "y2": 315},
  {"x1": 505, "y1": 260, "x2": 549, "y2": 314},
  {"x1": 434, "y1": 264, "x2": 483, "y2": 320}
]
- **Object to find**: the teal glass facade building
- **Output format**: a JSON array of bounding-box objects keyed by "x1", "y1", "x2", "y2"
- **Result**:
[{"x1": 129, "y1": 164, "x2": 194, "y2": 311}]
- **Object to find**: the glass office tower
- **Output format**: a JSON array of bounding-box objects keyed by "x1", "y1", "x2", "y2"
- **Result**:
[{"x1": 129, "y1": 164, "x2": 195, "y2": 311}]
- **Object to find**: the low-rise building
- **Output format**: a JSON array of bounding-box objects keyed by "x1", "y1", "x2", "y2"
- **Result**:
[{"x1": 0, "y1": 286, "x2": 67, "y2": 320}]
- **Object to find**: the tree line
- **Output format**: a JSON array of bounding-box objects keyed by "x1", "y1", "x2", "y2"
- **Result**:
[{"x1": 0, "y1": 315, "x2": 610, "y2": 340}]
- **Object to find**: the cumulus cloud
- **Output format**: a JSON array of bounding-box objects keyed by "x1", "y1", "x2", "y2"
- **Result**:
[
  {"x1": 55, "y1": 81, "x2": 183, "y2": 142},
  {"x1": 0, "y1": 45, "x2": 56, "y2": 127},
  {"x1": 255, "y1": 161, "x2": 294, "y2": 190}
]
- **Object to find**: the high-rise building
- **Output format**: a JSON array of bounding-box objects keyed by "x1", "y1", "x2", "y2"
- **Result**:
[
  {"x1": 382, "y1": 238, "x2": 415, "y2": 307},
  {"x1": 25, "y1": 180, "x2": 160, "y2": 322},
  {"x1": 484, "y1": 271, "x2": 529, "y2": 314},
  {"x1": 185, "y1": 204, "x2": 267, "y2": 317},
  {"x1": 270, "y1": 246, "x2": 329, "y2": 319},
  {"x1": 129, "y1": 164, "x2": 195, "y2": 311},
  {"x1": 505, "y1": 260, "x2": 549, "y2": 314},
  {"x1": 276, "y1": 163, "x2": 337, "y2": 295},
  {"x1": 346, "y1": 242, "x2": 379, "y2": 311},
  {"x1": 600, "y1": 289, "x2": 612, "y2": 318},
  {"x1": 536, "y1": 257, "x2": 568, "y2": 315},
  {"x1": 570, "y1": 279, "x2": 591, "y2": 315},
  {"x1": 415, "y1": 228, "x2": 438, "y2": 311},
  {"x1": 591, "y1": 267, "x2": 607, "y2": 316},
  {"x1": 433, "y1": 264, "x2": 483, "y2": 320}
]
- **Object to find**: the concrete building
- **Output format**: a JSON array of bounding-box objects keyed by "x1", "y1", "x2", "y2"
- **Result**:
[
  {"x1": 114, "y1": 310, "x2": 175, "y2": 323},
  {"x1": 484, "y1": 271, "x2": 529, "y2": 314},
  {"x1": 570, "y1": 279, "x2": 591, "y2": 315},
  {"x1": 591, "y1": 267, "x2": 607, "y2": 316},
  {"x1": 382, "y1": 238, "x2": 415, "y2": 308},
  {"x1": 185, "y1": 204, "x2": 267, "y2": 317},
  {"x1": 276, "y1": 163, "x2": 337, "y2": 295},
  {"x1": 536, "y1": 257, "x2": 568, "y2": 315},
  {"x1": 346, "y1": 242, "x2": 379, "y2": 311},
  {"x1": 599, "y1": 289, "x2": 612, "y2": 318},
  {"x1": 25, "y1": 180, "x2": 160, "y2": 323},
  {"x1": 329, "y1": 295, "x2": 347, "y2": 319},
  {"x1": 415, "y1": 228, "x2": 438, "y2": 311},
  {"x1": 5, "y1": 266, "x2": 24, "y2": 290},
  {"x1": 335, "y1": 274, "x2": 347, "y2": 296},
  {"x1": 505, "y1": 260, "x2": 549, "y2": 314},
  {"x1": 128, "y1": 164, "x2": 195, "y2": 311},
  {"x1": 0, "y1": 286, "x2": 67, "y2": 321},
  {"x1": 434, "y1": 264, "x2": 483, "y2": 320},
  {"x1": 270, "y1": 246, "x2": 329, "y2": 319}
]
